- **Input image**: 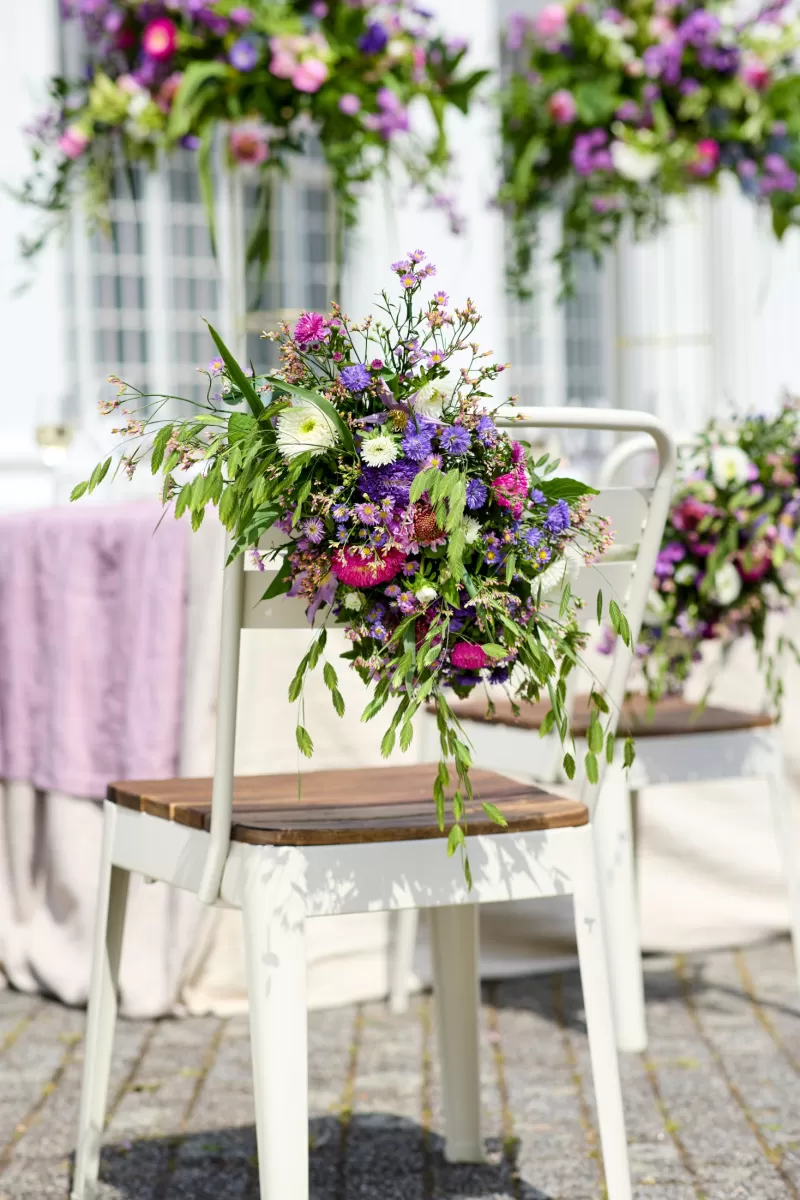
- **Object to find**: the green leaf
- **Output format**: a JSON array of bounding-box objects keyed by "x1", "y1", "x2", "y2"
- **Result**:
[
  {"x1": 260, "y1": 556, "x2": 292, "y2": 602},
  {"x1": 296, "y1": 725, "x2": 313, "y2": 758},
  {"x1": 481, "y1": 644, "x2": 507, "y2": 659},
  {"x1": 205, "y1": 322, "x2": 263, "y2": 419},
  {"x1": 400, "y1": 721, "x2": 415, "y2": 752},
  {"x1": 596, "y1": 588, "x2": 603, "y2": 625},
  {"x1": 167, "y1": 60, "x2": 232, "y2": 139},
  {"x1": 539, "y1": 708, "x2": 556, "y2": 738},
  {"x1": 308, "y1": 629, "x2": 327, "y2": 670},
  {"x1": 265, "y1": 376, "x2": 354, "y2": 453},
  {"x1": 540, "y1": 477, "x2": 598, "y2": 502},
  {"x1": 381, "y1": 727, "x2": 396, "y2": 758},
  {"x1": 447, "y1": 824, "x2": 466, "y2": 857},
  {"x1": 151, "y1": 423, "x2": 174, "y2": 474},
  {"x1": 88, "y1": 456, "x2": 112, "y2": 494},
  {"x1": 623, "y1": 737, "x2": 636, "y2": 769},
  {"x1": 585, "y1": 751, "x2": 600, "y2": 785},
  {"x1": 563, "y1": 752, "x2": 576, "y2": 780},
  {"x1": 609, "y1": 599, "x2": 632, "y2": 647},
  {"x1": 410, "y1": 466, "x2": 442, "y2": 504},
  {"x1": 228, "y1": 412, "x2": 256, "y2": 443},
  {"x1": 505, "y1": 552, "x2": 516, "y2": 586},
  {"x1": 482, "y1": 801, "x2": 508, "y2": 827},
  {"x1": 362, "y1": 691, "x2": 390, "y2": 722},
  {"x1": 587, "y1": 719, "x2": 604, "y2": 754},
  {"x1": 330, "y1": 689, "x2": 345, "y2": 718},
  {"x1": 323, "y1": 662, "x2": 338, "y2": 691},
  {"x1": 605, "y1": 732, "x2": 616, "y2": 765},
  {"x1": 70, "y1": 480, "x2": 89, "y2": 502}
]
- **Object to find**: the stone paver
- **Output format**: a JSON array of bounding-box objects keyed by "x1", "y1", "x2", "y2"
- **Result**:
[{"x1": 1, "y1": 939, "x2": 800, "y2": 1199}]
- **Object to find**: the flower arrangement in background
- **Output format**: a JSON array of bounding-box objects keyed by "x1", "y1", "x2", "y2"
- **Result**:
[
  {"x1": 501, "y1": 0, "x2": 800, "y2": 292},
  {"x1": 601, "y1": 404, "x2": 800, "y2": 707},
  {"x1": 20, "y1": 1, "x2": 484, "y2": 273},
  {"x1": 74, "y1": 254, "x2": 632, "y2": 874}
]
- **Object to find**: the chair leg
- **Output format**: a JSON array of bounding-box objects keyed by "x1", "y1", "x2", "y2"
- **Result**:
[
  {"x1": 430, "y1": 904, "x2": 484, "y2": 1164},
  {"x1": 72, "y1": 804, "x2": 129, "y2": 1200},
  {"x1": 242, "y1": 847, "x2": 309, "y2": 1200},
  {"x1": 573, "y1": 829, "x2": 633, "y2": 1200},
  {"x1": 767, "y1": 755, "x2": 800, "y2": 995},
  {"x1": 593, "y1": 768, "x2": 647, "y2": 1052},
  {"x1": 389, "y1": 909, "x2": 419, "y2": 1014}
]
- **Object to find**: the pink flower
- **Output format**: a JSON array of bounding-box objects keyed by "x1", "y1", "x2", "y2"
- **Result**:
[
  {"x1": 142, "y1": 17, "x2": 178, "y2": 61},
  {"x1": 229, "y1": 6, "x2": 253, "y2": 25},
  {"x1": 547, "y1": 88, "x2": 577, "y2": 124},
  {"x1": 688, "y1": 138, "x2": 719, "y2": 179},
  {"x1": 332, "y1": 547, "x2": 406, "y2": 587},
  {"x1": 292, "y1": 58, "x2": 329, "y2": 92},
  {"x1": 338, "y1": 92, "x2": 361, "y2": 115},
  {"x1": 451, "y1": 643, "x2": 489, "y2": 670},
  {"x1": 671, "y1": 496, "x2": 714, "y2": 531},
  {"x1": 229, "y1": 123, "x2": 270, "y2": 166},
  {"x1": 294, "y1": 311, "x2": 327, "y2": 345},
  {"x1": 157, "y1": 71, "x2": 183, "y2": 112},
  {"x1": 58, "y1": 125, "x2": 89, "y2": 159},
  {"x1": 534, "y1": 4, "x2": 567, "y2": 39},
  {"x1": 492, "y1": 470, "x2": 527, "y2": 518},
  {"x1": 740, "y1": 53, "x2": 770, "y2": 90},
  {"x1": 269, "y1": 50, "x2": 296, "y2": 79}
]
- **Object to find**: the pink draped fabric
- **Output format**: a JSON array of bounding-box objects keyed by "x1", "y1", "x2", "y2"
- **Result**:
[{"x1": 0, "y1": 503, "x2": 188, "y2": 799}]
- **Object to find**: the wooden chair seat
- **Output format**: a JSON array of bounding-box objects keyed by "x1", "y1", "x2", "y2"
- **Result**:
[
  {"x1": 108, "y1": 763, "x2": 587, "y2": 846},
  {"x1": 444, "y1": 693, "x2": 775, "y2": 739}
]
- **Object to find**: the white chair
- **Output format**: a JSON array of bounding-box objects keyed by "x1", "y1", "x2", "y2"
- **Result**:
[
  {"x1": 70, "y1": 407, "x2": 675, "y2": 1200},
  {"x1": 394, "y1": 432, "x2": 800, "y2": 1055}
]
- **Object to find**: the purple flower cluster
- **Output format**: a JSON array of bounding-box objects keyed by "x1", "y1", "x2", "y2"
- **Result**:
[
  {"x1": 571, "y1": 130, "x2": 612, "y2": 176},
  {"x1": 340, "y1": 363, "x2": 372, "y2": 392}
]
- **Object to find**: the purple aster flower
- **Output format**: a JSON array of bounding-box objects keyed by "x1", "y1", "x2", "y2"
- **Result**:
[
  {"x1": 340, "y1": 363, "x2": 372, "y2": 392},
  {"x1": 484, "y1": 547, "x2": 503, "y2": 566},
  {"x1": 535, "y1": 545, "x2": 552, "y2": 567},
  {"x1": 359, "y1": 459, "x2": 420, "y2": 504},
  {"x1": 228, "y1": 38, "x2": 259, "y2": 71},
  {"x1": 371, "y1": 622, "x2": 389, "y2": 642},
  {"x1": 207, "y1": 356, "x2": 224, "y2": 375},
  {"x1": 358, "y1": 21, "x2": 388, "y2": 53},
  {"x1": 466, "y1": 479, "x2": 488, "y2": 509},
  {"x1": 530, "y1": 488, "x2": 545, "y2": 504},
  {"x1": 385, "y1": 584, "x2": 402, "y2": 598},
  {"x1": 398, "y1": 591, "x2": 418, "y2": 614},
  {"x1": 335, "y1": 525, "x2": 349, "y2": 542},
  {"x1": 399, "y1": 273, "x2": 416, "y2": 290},
  {"x1": 369, "y1": 528, "x2": 388, "y2": 547},
  {"x1": 544, "y1": 499, "x2": 571, "y2": 534},
  {"x1": 433, "y1": 290, "x2": 449, "y2": 305},
  {"x1": 303, "y1": 517, "x2": 325, "y2": 543},
  {"x1": 392, "y1": 259, "x2": 412, "y2": 273},
  {"x1": 366, "y1": 602, "x2": 388, "y2": 624},
  {"x1": 332, "y1": 503, "x2": 350, "y2": 522},
  {"x1": 354, "y1": 501, "x2": 381, "y2": 525},
  {"x1": 402, "y1": 560, "x2": 419, "y2": 577},
  {"x1": 440, "y1": 425, "x2": 471, "y2": 455}
]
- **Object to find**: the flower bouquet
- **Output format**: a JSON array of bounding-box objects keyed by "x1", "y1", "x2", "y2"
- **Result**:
[
  {"x1": 603, "y1": 405, "x2": 800, "y2": 706},
  {"x1": 501, "y1": 0, "x2": 800, "y2": 292},
  {"x1": 20, "y1": 1, "x2": 485, "y2": 268},
  {"x1": 75, "y1": 253, "x2": 631, "y2": 873}
]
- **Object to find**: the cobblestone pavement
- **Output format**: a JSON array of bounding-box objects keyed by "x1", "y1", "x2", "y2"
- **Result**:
[{"x1": 2, "y1": 939, "x2": 800, "y2": 1199}]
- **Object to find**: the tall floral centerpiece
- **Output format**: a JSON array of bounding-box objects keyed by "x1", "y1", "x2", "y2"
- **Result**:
[
  {"x1": 75, "y1": 254, "x2": 632, "y2": 875},
  {"x1": 500, "y1": 0, "x2": 800, "y2": 291},
  {"x1": 601, "y1": 405, "x2": 800, "y2": 706},
  {"x1": 21, "y1": 1, "x2": 484, "y2": 267}
]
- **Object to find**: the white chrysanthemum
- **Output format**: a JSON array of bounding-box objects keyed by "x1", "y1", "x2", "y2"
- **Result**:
[
  {"x1": 462, "y1": 517, "x2": 482, "y2": 544},
  {"x1": 412, "y1": 373, "x2": 459, "y2": 419},
  {"x1": 643, "y1": 588, "x2": 669, "y2": 626},
  {"x1": 416, "y1": 585, "x2": 438, "y2": 605},
  {"x1": 343, "y1": 592, "x2": 364, "y2": 611},
  {"x1": 710, "y1": 561, "x2": 742, "y2": 606},
  {"x1": 611, "y1": 141, "x2": 661, "y2": 182},
  {"x1": 276, "y1": 403, "x2": 338, "y2": 459},
  {"x1": 710, "y1": 444, "x2": 751, "y2": 490},
  {"x1": 360, "y1": 433, "x2": 399, "y2": 467},
  {"x1": 536, "y1": 544, "x2": 583, "y2": 600},
  {"x1": 674, "y1": 563, "x2": 699, "y2": 586}
]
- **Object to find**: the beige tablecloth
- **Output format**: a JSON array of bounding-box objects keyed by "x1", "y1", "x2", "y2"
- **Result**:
[{"x1": 2, "y1": 515, "x2": 798, "y2": 1017}]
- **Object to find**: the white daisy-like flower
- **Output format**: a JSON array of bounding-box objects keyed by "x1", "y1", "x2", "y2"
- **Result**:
[
  {"x1": 411, "y1": 373, "x2": 459, "y2": 419},
  {"x1": 611, "y1": 141, "x2": 661, "y2": 182},
  {"x1": 536, "y1": 544, "x2": 583, "y2": 600},
  {"x1": 360, "y1": 433, "x2": 398, "y2": 467},
  {"x1": 416, "y1": 585, "x2": 438, "y2": 605},
  {"x1": 462, "y1": 517, "x2": 482, "y2": 544},
  {"x1": 710, "y1": 444, "x2": 751, "y2": 490},
  {"x1": 710, "y1": 561, "x2": 742, "y2": 606},
  {"x1": 275, "y1": 403, "x2": 338, "y2": 459},
  {"x1": 343, "y1": 592, "x2": 364, "y2": 611},
  {"x1": 674, "y1": 563, "x2": 699, "y2": 585}
]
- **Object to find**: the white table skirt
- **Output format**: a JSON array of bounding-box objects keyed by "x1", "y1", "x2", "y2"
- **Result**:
[{"x1": 1, "y1": 516, "x2": 797, "y2": 1017}]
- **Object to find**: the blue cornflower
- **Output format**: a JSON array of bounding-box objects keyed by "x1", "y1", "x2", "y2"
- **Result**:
[
  {"x1": 402, "y1": 425, "x2": 433, "y2": 461},
  {"x1": 544, "y1": 499, "x2": 571, "y2": 534},
  {"x1": 465, "y1": 478, "x2": 487, "y2": 509},
  {"x1": 358, "y1": 21, "x2": 388, "y2": 53},
  {"x1": 440, "y1": 425, "x2": 471, "y2": 455},
  {"x1": 340, "y1": 363, "x2": 372, "y2": 393},
  {"x1": 525, "y1": 527, "x2": 542, "y2": 549},
  {"x1": 476, "y1": 414, "x2": 497, "y2": 444},
  {"x1": 530, "y1": 488, "x2": 546, "y2": 505},
  {"x1": 489, "y1": 666, "x2": 510, "y2": 685}
]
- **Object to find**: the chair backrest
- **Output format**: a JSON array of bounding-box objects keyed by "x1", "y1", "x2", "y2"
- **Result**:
[{"x1": 197, "y1": 406, "x2": 676, "y2": 902}]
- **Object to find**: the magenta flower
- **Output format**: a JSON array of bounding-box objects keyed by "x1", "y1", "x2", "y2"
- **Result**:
[
  {"x1": 293, "y1": 311, "x2": 327, "y2": 345},
  {"x1": 229, "y1": 6, "x2": 253, "y2": 25},
  {"x1": 58, "y1": 125, "x2": 89, "y2": 159},
  {"x1": 338, "y1": 93, "x2": 362, "y2": 116},
  {"x1": 534, "y1": 3, "x2": 567, "y2": 38},
  {"x1": 451, "y1": 643, "x2": 489, "y2": 670},
  {"x1": 740, "y1": 53, "x2": 770, "y2": 90},
  {"x1": 547, "y1": 89, "x2": 577, "y2": 124},
  {"x1": 688, "y1": 139, "x2": 720, "y2": 179},
  {"x1": 229, "y1": 123, "x2": 270, "y2": 166},
  {"x1": 331, "y1": 546, "x2": 406, "y2": 587},
  {"x1": 141, "y1": 17, "x2": 177, "y2": 60}
]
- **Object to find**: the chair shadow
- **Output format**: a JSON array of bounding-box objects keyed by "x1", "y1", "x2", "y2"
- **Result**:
[{"x1": 95, "y1": 1114, "x2": 554, "y2": 1199}]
